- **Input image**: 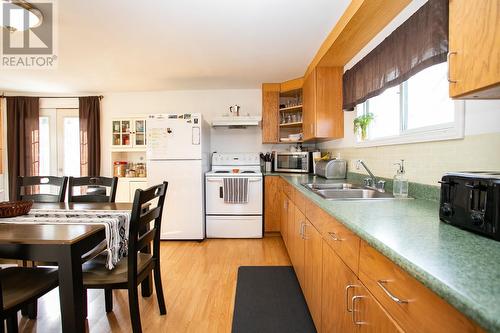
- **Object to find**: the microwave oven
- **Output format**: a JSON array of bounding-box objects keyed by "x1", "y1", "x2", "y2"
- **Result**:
[{"x1": 273, "y1": 152, "x2": 311, "y2": 173}]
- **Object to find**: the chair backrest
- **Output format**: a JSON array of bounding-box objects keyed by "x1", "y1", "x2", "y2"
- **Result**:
[
  {"x1": 68, "y1": 176, "x2": 118, "y2": 203},
  {"x1": 16, "y1": 176, "x2": 68, "y2": 203},
  {"x1": 127, "y1": 182, "x2": 168, "y2": 284}
]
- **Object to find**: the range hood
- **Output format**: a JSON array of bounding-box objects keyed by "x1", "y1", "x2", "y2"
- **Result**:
[{"x1": 211, "y1": 115, "x2": 261, "y2": 128}]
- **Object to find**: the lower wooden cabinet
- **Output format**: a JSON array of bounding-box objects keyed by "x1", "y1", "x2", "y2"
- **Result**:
[
  {"x1": 359, "y1": 241, "x2": 479, "y2": 333},
  {"x1": 322, "y1": 241, "x2": 358, "y2": 333},
  {"x1": 356, "y1": 284, "x2": 403, "y2": 333},
  {"x1": 304, "y1": 220, "x2": 323, "y2": 330},
  {"x1": 291, "y1": 205, "x2": 306, "y2": 290},
  {"x1": 266, "y1": 177, "x2": 483, "y2": 333},
  {"x1": 287, "y1": 197, "x2": 295, "y2": 250},
  {"x1": 280, "y1": 192, "x2": 289, "y2": 247},
  {"x1": 322, "y1": 241, "x2": 401, "y2": 333},
  {"x1": 264, "y1": 176, "x2": 281, "y2": 232}
]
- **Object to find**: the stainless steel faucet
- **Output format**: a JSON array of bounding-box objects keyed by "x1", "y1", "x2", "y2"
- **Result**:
[{"x1": 356, "y1": 160, "x2": 386, "y2": 192}]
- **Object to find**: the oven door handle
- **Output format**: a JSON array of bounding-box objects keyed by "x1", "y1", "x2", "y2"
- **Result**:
[{"x1": 206, "y1": 177, "x2": 262, "y2": 182}]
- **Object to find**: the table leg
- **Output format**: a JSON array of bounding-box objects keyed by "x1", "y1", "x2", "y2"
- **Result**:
[{"x1": 58, "y1": 246, "x2": 85, "y2": 333}]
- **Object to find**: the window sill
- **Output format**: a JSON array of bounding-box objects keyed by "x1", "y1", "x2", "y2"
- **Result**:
[{"x1": 355, "y1": 126, "x2": 464, "y2": 147}]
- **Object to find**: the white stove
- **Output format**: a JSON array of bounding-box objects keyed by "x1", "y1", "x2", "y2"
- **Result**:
[{"x1": 205, "y1": 153, "x2": 263, "y2": 238}]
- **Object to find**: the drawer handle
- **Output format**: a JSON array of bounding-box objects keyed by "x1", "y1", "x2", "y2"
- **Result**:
[
  {"x1": 377, "y1": 280, "x2": 408, "y2": 304},
  {"x1": 329, "y1": 232, "x2": 344, "y2": 241},
  {"x1": 345, "y1": 285, "x2": 356, "y2": 312},
  {"x1": 351, "y1": 295, "x2": 365, "y2": 325}
]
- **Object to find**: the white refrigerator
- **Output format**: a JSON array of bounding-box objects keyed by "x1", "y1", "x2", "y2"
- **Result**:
[{"x1": 146, "y1": 113, "x2": 210, "y2": 240}]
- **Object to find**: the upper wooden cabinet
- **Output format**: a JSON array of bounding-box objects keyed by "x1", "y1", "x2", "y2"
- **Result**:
[
  {"x1": 302, "y1": 67, "x2": 344, "y2": 142},
  {"x1": 261, "y1": 83, "x2": 280, "y2": 143},
  {"x1": 262, "y1": 80, "x2": 304, "y2": 144},
  {"x1": 449, "y1": 0, "x2": 500, "y2": 98}
]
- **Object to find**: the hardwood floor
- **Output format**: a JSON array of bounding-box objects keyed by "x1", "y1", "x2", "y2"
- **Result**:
[{"x1": 17, "y1": 235, "x2": 291, "y2": 333}]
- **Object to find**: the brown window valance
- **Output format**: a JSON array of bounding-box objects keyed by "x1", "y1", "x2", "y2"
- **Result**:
[{"x1": 342, "y1": 0, "x2": 449, "y2": 111}]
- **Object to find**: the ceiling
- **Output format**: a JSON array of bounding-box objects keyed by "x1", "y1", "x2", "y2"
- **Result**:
[{"x1": 0, "y1": 0, "x2": 350, "y2": 93}]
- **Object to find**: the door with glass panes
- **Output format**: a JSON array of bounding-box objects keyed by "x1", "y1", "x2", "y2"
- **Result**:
[{"x1": 39, "y1": 108, "x2": 81, "y2": 178}]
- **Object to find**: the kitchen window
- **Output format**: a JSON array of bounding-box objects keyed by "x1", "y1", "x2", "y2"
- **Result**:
[{"x1": 356, "y1": 63, "x2": 464, "y2": 146}]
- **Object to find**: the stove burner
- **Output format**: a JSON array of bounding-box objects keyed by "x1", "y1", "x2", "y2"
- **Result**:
[
  {"x1": 215, "y1": 171, "x2": 230, "y2": 173},
  {"x1": 242, "y1": 171, "x2": 255, "y2": 173}
]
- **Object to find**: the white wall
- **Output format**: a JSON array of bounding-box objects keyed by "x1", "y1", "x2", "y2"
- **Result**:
[{"x1": 100, "y1": 89, "x2": 291, "y2": 176}]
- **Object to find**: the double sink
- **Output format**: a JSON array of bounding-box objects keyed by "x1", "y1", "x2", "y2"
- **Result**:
[{"x1": 302, "y1": 183, "x2": 410, "y2": 201}]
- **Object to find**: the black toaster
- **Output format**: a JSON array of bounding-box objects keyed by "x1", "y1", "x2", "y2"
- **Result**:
[{"x1": 439, "y1": 172, "x2": 500, "y2": 241}]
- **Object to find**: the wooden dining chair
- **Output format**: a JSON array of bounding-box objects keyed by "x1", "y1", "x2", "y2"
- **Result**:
[
  {"x1": 68, "y1": 176, "x2": 118, "y2": 203},
  {"x1": 82, "y1": 182, "x2": 168, "y2": 333},
  {"x1": 16, "y1": 176, "x2": 68, "y2": 203},
  {"x1": 0, "y1": 267, "x2": 59, "y2": 333}
]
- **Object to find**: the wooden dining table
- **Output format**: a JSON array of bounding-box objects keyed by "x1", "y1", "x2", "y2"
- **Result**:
[{"x1": 0, "y1": 202, "x2": 134, "y2": 333}]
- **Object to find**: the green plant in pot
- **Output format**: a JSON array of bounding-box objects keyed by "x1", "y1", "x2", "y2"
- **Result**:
[{"x1": 353, "y1": 112, "x2": 374, "y2": 141}]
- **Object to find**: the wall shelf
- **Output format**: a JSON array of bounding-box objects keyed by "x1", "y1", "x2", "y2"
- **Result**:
[
  {"x1": 279, "y1": 122, "x2": 303, "y2": 128},
  {"x1": 279, "y1": 105, "x2": 303, "y2": 112},
  {"x1": 279, "y1": 139, "x2": 303, "y2": 143}
]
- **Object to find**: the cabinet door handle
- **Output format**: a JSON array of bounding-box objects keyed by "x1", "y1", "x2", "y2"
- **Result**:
[
  {"x1": 302, "y1": 223, "x2": 308, "y2": 240},
  {"x1": 345, "y1": 285, "x2": 356, "y2": 312},
  {"x1": 329, "y1": 231, "x2": 344, "y2": 241},
  {"x1": 447, "y1": 51, "x2": 458, "y2": 83},
  {"x1": 351, "y1": 296, "x2": 364, "y2": 325},
  {"x1": 299, "y1": 222, "x2": 305, "y2": 239},
  {"x1": 377, "y1": 280, "x2": 408, "y2": 304}
]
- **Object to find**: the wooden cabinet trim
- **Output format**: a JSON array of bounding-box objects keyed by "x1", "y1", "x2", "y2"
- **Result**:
[{"x1": 280, "y1": 77, "x2": 304, "y2": 92}]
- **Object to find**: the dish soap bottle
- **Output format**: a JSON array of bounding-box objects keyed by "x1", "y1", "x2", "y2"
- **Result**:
[{"x1": 393, "y1": 160, "x2": 408, "y2": 198}]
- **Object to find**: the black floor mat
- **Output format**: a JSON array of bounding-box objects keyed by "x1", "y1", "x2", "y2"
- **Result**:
[{"x1": 232, "y1": 266, "x2": 317, "y2": 333}]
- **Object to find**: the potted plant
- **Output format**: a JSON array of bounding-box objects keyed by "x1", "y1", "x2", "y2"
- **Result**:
[{"x1": 353, "y1": 112, "x2": 374, "y2": 141}]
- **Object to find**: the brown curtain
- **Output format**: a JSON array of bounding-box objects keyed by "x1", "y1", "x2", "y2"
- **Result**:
[
  {"x1": 342, "y1": 0, "x2": 449, "y2": 110},
  {"x1": 79, "y1": 96, "x2": 101, "y2": 177},
  {"x1": 6, "y1": 97, "x2": 40, "y2": 200}
]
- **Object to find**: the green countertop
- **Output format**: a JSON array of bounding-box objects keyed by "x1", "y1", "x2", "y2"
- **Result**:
[{"x1": 265, "y1": 173, "x2": 500, "y2": 332}]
